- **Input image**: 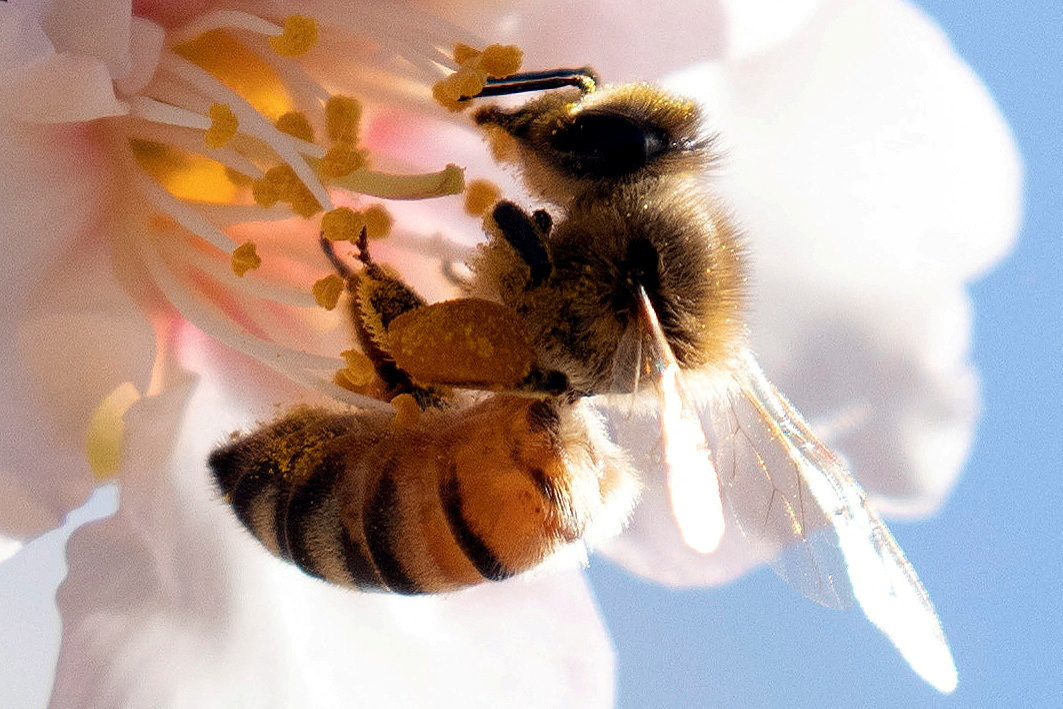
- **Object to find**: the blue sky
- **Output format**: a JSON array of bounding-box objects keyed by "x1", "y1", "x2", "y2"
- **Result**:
[
  {"x1": 588, "y1": 2, "x2": 1063, "y2": 706},
  {"x1": 2, "y1": 2, "x2": 1059, "y2": 707}
]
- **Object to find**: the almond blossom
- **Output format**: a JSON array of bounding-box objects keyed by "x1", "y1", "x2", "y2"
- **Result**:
[{"x1": 0, "y1": 0, "x2": 1019, "y2": 706}]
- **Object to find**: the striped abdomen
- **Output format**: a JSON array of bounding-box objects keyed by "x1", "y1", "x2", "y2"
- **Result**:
[{"x1": 209, "y1": 395, "x2": 636, "y2": 594}]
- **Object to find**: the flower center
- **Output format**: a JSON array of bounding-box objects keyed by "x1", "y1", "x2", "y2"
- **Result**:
[{"x1": 115, "y1": 10, "x2": 476, "y2": 407}]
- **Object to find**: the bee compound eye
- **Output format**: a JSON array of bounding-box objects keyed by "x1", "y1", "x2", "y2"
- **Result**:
[{"x1": 550, "y1": 111, "x2": 665, "y2": 177}]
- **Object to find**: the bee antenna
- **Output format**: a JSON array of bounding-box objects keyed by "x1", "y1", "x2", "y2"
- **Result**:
[{"x1": 466, "y1": 67, "x2": 599, "y2": 100}]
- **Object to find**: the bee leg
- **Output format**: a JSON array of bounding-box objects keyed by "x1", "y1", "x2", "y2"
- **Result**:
[
  {"x1": 320, "y1": 233, "x2": 356, "y2": 281},
  {"x1": 491, "y1": 200, "x2": 553, "y2": 288},
  {"x1": 319, "y1": 230, "x2": 444, "y2": 407}
]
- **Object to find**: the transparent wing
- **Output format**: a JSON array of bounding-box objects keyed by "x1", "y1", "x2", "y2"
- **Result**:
[
  {"x1": 703, "y1": 350, "x2": 957, "y2": 693},
  {"x1": 634, "y1": 287, "x2": 725, "y2": 554}
]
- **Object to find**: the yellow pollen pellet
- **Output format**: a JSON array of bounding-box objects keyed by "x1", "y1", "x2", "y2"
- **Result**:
[
  {"x1": 312, "y1": 273, "x2": 346, "y2": 310},
  {"x1": 325, "y1": 95, "x2": 362, "y2": 145},
  {"x1": 276, "y1": 111, "x2": 314, "y2": 142},
  {"x1": 321, "y1": 207, "x2": 366, "y2": 242},
  {"x1": 363, "y1": 204, "x2": 393, "y2": 239},
  {"x1": 268, "y1": 15, "x2": 319, "y2": 56},
  {"x1": 205, "y1": 103, "x2": 239, "y2": 148},
  {"x1": 464, "y1": 179, "x2": 502, "y2": 216},
  {"x1": 231, "y1": 241, "x2": 262, "y2": 276},
  {"x1": 479, "y1": 44, "x2": 523, "y2": 78},
  {"x1": 319, "y1": 145, "x2": 367, "y2": 178},
  {"x1": 340, "y1": 349, "x2": 375, "y2": 386},
  {"x1": 453, "y1": 42, "x2": 481, "y2": 65},
  {"x1": 390, "y1": 393, "x2": 421, "y2": 429}
]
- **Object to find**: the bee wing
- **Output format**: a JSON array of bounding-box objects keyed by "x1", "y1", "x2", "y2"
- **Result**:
[
  {"x1": 635, "y1": 287, "x2": 725, "y2": 554},
  {"x1": 706, "y1": 351, "x2": 957, "y2": 693}
]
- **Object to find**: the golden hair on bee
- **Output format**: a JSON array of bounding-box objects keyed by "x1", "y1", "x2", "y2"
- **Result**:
[{"x1": 470, "y1": 80, "x2": 745, "y2": 394}]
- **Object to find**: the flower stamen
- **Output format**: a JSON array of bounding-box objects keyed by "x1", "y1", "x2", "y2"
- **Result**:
[
  {"x1": 113, "y1": 10, "x2": 476, "y2": 410},
  {"x1": 268, "y1": 16, "x2": 320, "y2": 57},
  {"x1": 205, "y1": 103, "x2": 239, "y2": 148}
]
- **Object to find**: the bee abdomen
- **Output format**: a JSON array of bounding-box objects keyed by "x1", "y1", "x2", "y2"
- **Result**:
[{"x1": 210, "y1": 396, "x2": 636, "y2": 595}]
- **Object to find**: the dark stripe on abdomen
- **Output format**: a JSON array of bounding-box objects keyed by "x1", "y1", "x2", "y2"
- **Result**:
[
  {"x1": 285, "y1": 451, "x2": 345, "y2": 580},
  {"x1": 340, "y1": 525, "x2": 385, "y2": 591},
  {"x1": 364, "y1": 466, "x2": 425, "y2": 595},
  {"x1": 440, "y1": 467, "x2": 515, "y2": 582}
]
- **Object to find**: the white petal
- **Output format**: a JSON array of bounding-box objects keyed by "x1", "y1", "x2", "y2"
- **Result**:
[
  {"x1": 1, "y1": 52, "x2": 127, "y2": 122},
  {"x1": 430, "y1": 0, "x2": 730, "y2": 80},
  {"x1": 719, "y1": 0, "x2": 824, "y2": 59},
  {"x1": 50, "y1": 354, "x2": 615, "y2": 706},
  {"x1": 42, "y1": 0, "x2": 133, "y2": 78},
  {"x1": 0, "y1": 4, "x2": 56, "y2": 66},
  {"x1": 0, "y1": 118, "x2": 154, "y2": 540},
  {"x1": 669, "y1": 0, "x2": 1021, "y2": 286}
]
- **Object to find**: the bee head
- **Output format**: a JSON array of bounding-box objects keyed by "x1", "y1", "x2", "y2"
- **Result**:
[{"x1": 474, "y1": 83, "x2": 711, "y2": 205}]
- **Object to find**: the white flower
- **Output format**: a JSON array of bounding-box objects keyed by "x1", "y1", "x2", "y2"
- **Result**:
[{"x1": 0, "y1": 0, "x2": 1018, "y2": 705}]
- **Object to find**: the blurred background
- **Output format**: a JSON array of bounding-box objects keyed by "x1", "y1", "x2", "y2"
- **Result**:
[
  {"x1": 2, "y1": 1, "x2": 1059, "y2": 707},
  {"x1": 589, "y1": 1, "x2": 1063, "y2": 706}
]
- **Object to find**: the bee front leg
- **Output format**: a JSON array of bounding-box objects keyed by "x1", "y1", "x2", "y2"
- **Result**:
[{"x1": 491, "y1": 200, "x2": 553, "y2": 288}]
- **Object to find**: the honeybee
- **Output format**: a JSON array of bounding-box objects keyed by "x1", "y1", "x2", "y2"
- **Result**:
[{"x1": 210, "y1": 68, "x2": 956, "y2": 692}]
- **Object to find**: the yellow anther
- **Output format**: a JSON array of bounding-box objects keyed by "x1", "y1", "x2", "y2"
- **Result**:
[
  {"x1": 479, "y1": 44, "x2": 523, "y2": 78},
  {"x1": 276, "y1": 111, "x2": 314, "y2": 142},
  {"x1": 268, "y1": 15, "x2": 319, "y2": 57},
  {"x1": 85, "y1": 382, "x2": 142, "y2": 481},
  {"x1": 432, "y1": 80, "x2": 465, "y2": 112},
  {"x1": 289, "y1": 188, "x2": 323, "y2": 218},
  {"x1": 454, "y1": 67, "x2": 489, "y2": 99},
  {"x1": 325, "y1": 95, "x2": 362, "y2": 145},
  {"x1": 259, "y1": 164, "x2": 321, "y2": 217},
  {"x1": 432, "y1": 68, "x2": 488, "y2": 112},
  {"x1": 319, "y1": 145, "x2": 367, "y2": 178},
  {"x1": 464, "y1": 179, "x2": 502, "y2": 216},
  {"x1": 205, "y1": 103, "x2": 239, "y2": 148},
  {"x1": 390, "y1": 393, "x2": 421, "y2": 429},
  {"x1": 251, "y1": 177, "x2": 280, "y2": 207},
  {"x1": 453, "y1": 42, "x2": 481, "y2": 65},
  {"x1": 231, "y1": 241, "x2": 262, "y2": 276},
  {"x1": 312, "y1": 273, "x2": 346, "y2": 310},
  {"x1": 363, "y1": 204, "x2": 393, "y2": 239},
  {"x1": 321, "y1": 207, "x2": 366, "y2": 242},
  {"x1": 340, "y1": 349, "x2": 375, "y2": 386}
]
